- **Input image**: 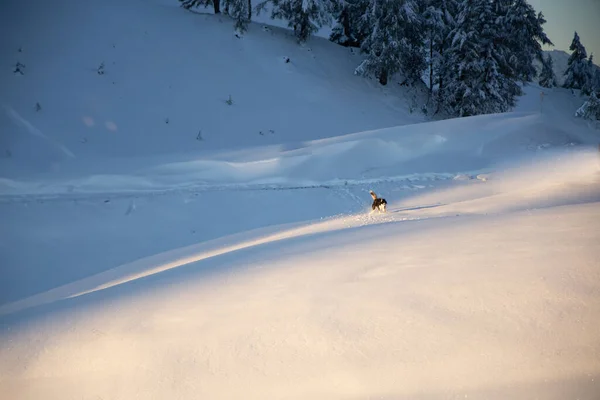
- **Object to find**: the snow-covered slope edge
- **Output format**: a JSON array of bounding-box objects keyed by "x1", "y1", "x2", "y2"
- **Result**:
[{"x1": 1, "y1": 100, "x2": 596, "y2": 199}]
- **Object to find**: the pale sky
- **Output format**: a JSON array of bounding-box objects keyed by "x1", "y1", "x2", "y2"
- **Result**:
[{"x1": 528, "y1": 0, "x2": 600, "y2": 62}]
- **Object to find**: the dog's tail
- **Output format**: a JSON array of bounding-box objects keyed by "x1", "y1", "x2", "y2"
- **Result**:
[{"x1": 369, "y1": 190, "x2": 377, "y2": 200}]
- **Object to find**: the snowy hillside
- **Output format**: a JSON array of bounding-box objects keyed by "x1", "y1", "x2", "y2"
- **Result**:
[
  {"x1": 535, "y1": 49, "x2": 570, "y2": 86},
  {"x1": 0, "y1": 88, "x2": 596, "y2": 198},
  {"x1": 1, "y1": 0, "x2": 600, "y2": 399},
  {"x1": 0, "y1": 0, "x2": 426, "y2": 178},
  {"x1": 1, "y1": 133, "x2": 600, "y2": 400},
  {"x1": 535, "y1": 49, "x2": 600, "y2": 87}
]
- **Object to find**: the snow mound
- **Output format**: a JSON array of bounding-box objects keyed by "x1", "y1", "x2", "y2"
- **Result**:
[
  {"x1": 1, "y1": 110, "x2": 595, "y2": 198},
  {"x1": 394, "y1": 147, "x2": 600, "y2": 217}
]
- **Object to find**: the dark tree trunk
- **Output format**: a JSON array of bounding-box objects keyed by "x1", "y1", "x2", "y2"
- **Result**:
[
  {"x1": 341, "y1": 7, "x2": 352, "y2": 43},
  {"x1": 429, "y1": 30, "x2": 434, "y2": 96},
  {"x1": 338, "y1": 6, "x2": 361, "y2": 48},
  {"x1": 379, "y1": 69, "x2": 388, "y2": 86},
  {"x1": 436, "y1": 41, "x2": 445, "y2": 107},
  {"x1": 179, "y1": 0, "x2": 221, "y2": 14},
  {"x1": 248, "y1": 0, "x2": 252, "y2": 20}
]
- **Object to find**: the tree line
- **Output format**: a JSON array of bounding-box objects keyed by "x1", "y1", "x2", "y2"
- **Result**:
[
  {"x1": 561, "y1": 32, "x2": 600, "y2": 121},
  {"x1": 179, "y1": 0, "x2": 599, "y2": 120}
]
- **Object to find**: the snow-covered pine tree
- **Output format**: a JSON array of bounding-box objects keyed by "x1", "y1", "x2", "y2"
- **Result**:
[
  {"x1": 329, "y1": 0, "x2": 369, "y2": 48},
  {"x1": 421, "y1": 0, "x2": 458, "y2": 101},
  {"x1": 538, "y1": 53, "x2": 557, "y2": 88},
  {"x1": 181, "y1": 0, "x2": 252, "y2": 33},
  {"x1": 581, "y1": 54, "x2": 598, "y2": 95},
  {"x1": 226, "y1": 0, "x2": 253, "y2": 32},
  {"x1": 576, "y1": 58, "x2": 600, "y2": 122},
  {"x1": 356, "y1": 0, "x2": 425, "y2": 86},
  {"x1": 593, "y1": 65, "x2": 600, "y2": 92},
  {"x1": 499, "y1": 0, "x2": 553, "y2": 83},
  {"x1": 575, "y1": 91, "x2": 600, "y2": 121},
  {"x1": 563, "y1": 32, "x2": 589, "y2": 91},
  {"x1": 422, "y1": 0, "x2": 443, "y2": 94},
  {"x1": 180, "y1": 0, "x2": 222, "y2": 14},
  {"x1": 256, "y1": 0, "x2": 333, "y2": 42},
  {"x1": 442, "y1": 0, "x2": 515, "y2": 116}
]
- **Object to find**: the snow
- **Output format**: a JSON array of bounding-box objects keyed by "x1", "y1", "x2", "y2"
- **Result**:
[
  {"x1": 0, "y1": 0, "x2": 424, "y2": 178},
  {"x1": 2, "y1": 90, "x2": 596, "y2": 198},
  {"x1": 1, "y1": 150, "x2": 600, "y2": 399},
  {"x1": 1, "y1": 0, "x2": 600, "y2": 399}
]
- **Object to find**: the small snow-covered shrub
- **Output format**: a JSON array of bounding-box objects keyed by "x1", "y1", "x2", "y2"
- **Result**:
[{"x1": 575, "y1": 92, "x2": 600, "y2": 121}]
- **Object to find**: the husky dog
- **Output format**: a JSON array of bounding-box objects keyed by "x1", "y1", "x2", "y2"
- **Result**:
[{"x1": 370, "y1": 190, "x2": 387, "y2": 213}]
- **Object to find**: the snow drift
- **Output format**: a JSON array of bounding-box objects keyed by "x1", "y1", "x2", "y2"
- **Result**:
[{"x1": 1, "y1": 106, "x2": 595, "y2": 198}]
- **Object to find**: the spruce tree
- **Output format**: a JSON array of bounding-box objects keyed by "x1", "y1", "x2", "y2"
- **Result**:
[
  {"x1": 442, "y1": 0, "x2": 515, "y2": 116},
  {"x1": 500, "y1": 0, "x2": 553, "y2": 83},
  {"x1": 181, "y1": 0, "x2": 252, "y2": 32},
  {"x1": 180, "y1": 0, "x2": 222, "y2": 14},
  {"x1": 356, "y1": 0, "x2": 425, "y2": 86},
  {"x1": 256, "y1": 0, "x2": 333, "y2": 42},
  {"x1": 423, "y1": 0, "x2": 443, "y2": 93},
  {"x1": 329, "y1": 0, "x2": 370, "y2": 48},
  {"x1": 576, "y1": 58, "x2": 600, "y2": 121},
  {"x1": 575, "y1": 91, "x2": 600, "y2": 121},
  {"x1": 563, "y1": 32, "x2": 589, "y2": 91},
  {"x1": 422, "y1": 0, "x2": 458, "y2": 102},
  {"x1": 227, "y1": 0, "x2": 253, "y2": 32},
  {"x1": 538, "y1": 53, "x2": 557, "y2": 88},
  {"x1": 581, "y1": 55, "x2": 598, "y2": 95},
  {"x1": 593, "y1": 67, "x2": 600, "y2": 93}
]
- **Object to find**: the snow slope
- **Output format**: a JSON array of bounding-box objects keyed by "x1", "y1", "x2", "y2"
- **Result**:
[
  {"x1": 0, "y1": 0, "x2": 425, "y2": 179},
  {"x1": 2, "y1": 97, "x2": 599, "y2": 399},
  {"x1": 2, "y1": 81, "x2": 598, "y2": 198},
  {"x1": 1, "y1": 146, "x2": 599, "y2": 400},
  {"x1": 1, "y1": 0, "x2": 600, "y2": 399},
  {"x1": 0, "y1": 107, "x2": 594, "y2": 199}
]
